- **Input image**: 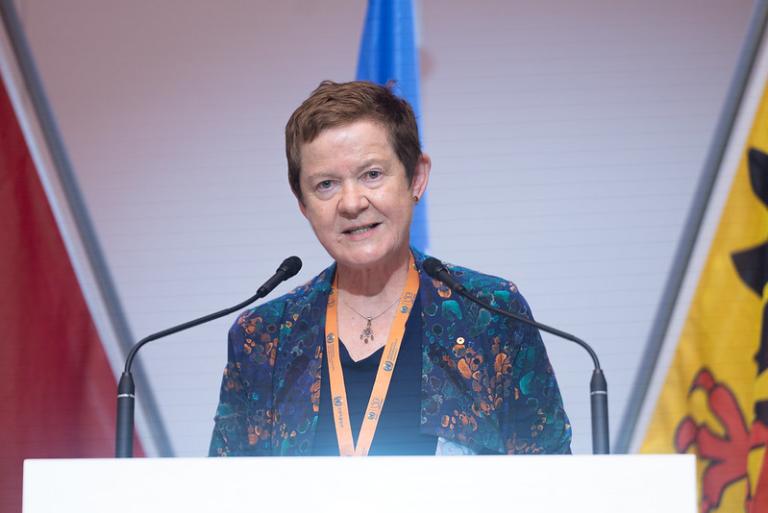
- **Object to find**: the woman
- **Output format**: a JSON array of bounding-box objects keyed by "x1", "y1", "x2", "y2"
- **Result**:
[{"x1": 210, "y1": 81, "x2": 571, "y2": 456}]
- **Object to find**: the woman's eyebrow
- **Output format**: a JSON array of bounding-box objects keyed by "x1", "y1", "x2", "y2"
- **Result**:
[
  {"x1": 305, "y1": 169, "x2": 342, "y2": 181},
  {"x1": 356, "y1": 158, "x2": 386, "y2": 171}
]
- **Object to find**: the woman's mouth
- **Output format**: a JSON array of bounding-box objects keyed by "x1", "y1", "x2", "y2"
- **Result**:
[{"x1": 343, "y1": 223, "x2": 381, "y2": 237}]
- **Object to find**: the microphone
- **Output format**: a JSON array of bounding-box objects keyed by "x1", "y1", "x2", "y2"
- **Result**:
[
  {"x1": 115, "y1": 256, "x2": 302, "y2": 457},
  {"x1": 423, "y1": 257, "x2": 468, "y2": 294},
  {"x1": 423, "y1": 257, "x2": 609, "y2": 454},
  {"x1": 257, "y1": 255, "x2": 303, "y2": 297}
]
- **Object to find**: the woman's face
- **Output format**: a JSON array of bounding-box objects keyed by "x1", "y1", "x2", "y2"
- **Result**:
[{"x1": 298, "y1": 119, "x2": 429, "y2": 271}]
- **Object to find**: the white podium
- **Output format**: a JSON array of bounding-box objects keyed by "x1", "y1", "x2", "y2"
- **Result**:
[{"x1": 23, "y1": 454, "x2": 696, "y2": 513}]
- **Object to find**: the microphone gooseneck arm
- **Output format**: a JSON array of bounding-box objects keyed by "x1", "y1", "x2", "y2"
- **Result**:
[
  {"x1": 422, "y1": 257, "x2": 609, "y2": 454},
  {"x1": 115, "y1": 256, "x2": 302, "y2": 458}
]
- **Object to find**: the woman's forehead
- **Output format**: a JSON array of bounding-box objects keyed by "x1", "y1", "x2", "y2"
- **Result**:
[{"x1": 300, "y1": 121, "x2": 397, "y2": 171}]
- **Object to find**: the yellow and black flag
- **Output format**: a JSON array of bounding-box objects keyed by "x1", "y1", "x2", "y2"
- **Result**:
[{"x1": 639, "y1": 70, "x2": 768, "y2": 512}]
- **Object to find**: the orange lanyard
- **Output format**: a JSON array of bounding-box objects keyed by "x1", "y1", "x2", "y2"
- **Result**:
[{"x1": 324, "y1": 254, "x2": 420, "y2": 456}]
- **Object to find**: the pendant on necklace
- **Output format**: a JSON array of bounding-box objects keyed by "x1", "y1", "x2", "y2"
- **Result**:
[{"x1": 360, "y1": 317, "x2": 374, "y2": 344}]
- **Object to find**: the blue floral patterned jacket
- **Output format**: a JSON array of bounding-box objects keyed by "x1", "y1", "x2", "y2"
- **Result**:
[{"x1": 209, "y1": 249, "x2": 571, "y2": 456}]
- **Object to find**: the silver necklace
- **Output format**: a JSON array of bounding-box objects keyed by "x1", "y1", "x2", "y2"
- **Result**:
[{"x1": 342, "y1": 294, "x2": 402, "y2": 344}]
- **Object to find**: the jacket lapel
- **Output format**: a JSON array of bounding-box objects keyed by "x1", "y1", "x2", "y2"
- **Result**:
[
  {"x1": 270, "y1": 265, "x2": 334, "y2": 456},
  {"x1": 413, "y1": 249, "x2": 506, "y2": 453}
]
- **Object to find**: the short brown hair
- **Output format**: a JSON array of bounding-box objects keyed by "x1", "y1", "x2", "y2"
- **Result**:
[{"x1": 285, "y1": 80, "x2": 421, "y2": 202}]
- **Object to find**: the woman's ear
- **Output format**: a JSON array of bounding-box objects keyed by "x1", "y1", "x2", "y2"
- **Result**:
[{"x1": 411, "y1": 153, "x2": 431, "y2": 199}]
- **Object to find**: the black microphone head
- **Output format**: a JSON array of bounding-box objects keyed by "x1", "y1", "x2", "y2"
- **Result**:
[
  {"x1": 422, "y1": 257, "x2": 446, "y2": 279},
  {"x1": 279, "y1": 256, "x2": 303, "y2": 278}
]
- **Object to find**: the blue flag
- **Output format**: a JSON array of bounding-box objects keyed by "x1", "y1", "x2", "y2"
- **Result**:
[{"x1": 356, "y1": 0, "x2": 429, "y2": 251}]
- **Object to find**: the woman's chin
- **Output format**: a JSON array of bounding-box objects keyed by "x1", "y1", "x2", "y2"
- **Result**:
[{"x1": 332, "y1": 243, "x2": 408, "y2": 270}]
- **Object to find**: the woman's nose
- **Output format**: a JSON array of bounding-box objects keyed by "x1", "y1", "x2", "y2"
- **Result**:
[{"x1": 337, "y1": 182, "x2": 369, "y2": 217}]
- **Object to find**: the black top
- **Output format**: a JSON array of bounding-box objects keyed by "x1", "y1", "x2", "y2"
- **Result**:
[{"x1": 313, "y1": 293, "x2": 437, "y2": 455}]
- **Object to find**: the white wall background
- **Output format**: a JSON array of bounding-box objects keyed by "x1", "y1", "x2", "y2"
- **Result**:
[{"x1": 16, "y1": 0, "x2": 754, "y2": 455}]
